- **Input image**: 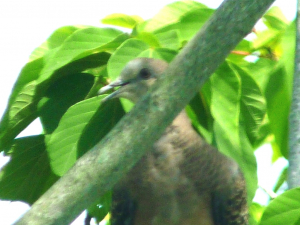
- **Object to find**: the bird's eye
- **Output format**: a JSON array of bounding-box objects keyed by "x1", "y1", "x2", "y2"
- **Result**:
[{"x1": 139, "y1": 68, "x2": 151, "y2": 79}]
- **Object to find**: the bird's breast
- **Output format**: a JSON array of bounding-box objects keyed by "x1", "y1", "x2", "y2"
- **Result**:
[{"x1": 117, "y1": 123, "x2": 214, "y2": 225}]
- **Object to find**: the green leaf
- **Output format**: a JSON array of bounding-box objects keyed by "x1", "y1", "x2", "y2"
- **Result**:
[
  {"x1": 154, "y1": 29, "x2": 181, "y2": 50},
  {"x1": 143, "y1": 0, "x2": 207, "y2": 32},
  {"x1": 46, "y1": 97, "x2": 125, "y2": 176},
  {"x1": 38, "y1": 73, "x2": 95, "y2": 134},
  {"x1": 47, "y1": 26, "x2": 83, "y2": 49},
  {"x1": 263, "y1": 6, "x2": 289, "y2": 31},
  {"x1": 259, "y1": 188, "x2": 300, "y2": 225},
  {"x1": 29, "y1": 26, "x2": 81, "y2": 61},
  {"x1": 231, "y1": 64, "x2": 268, "y2": 146},
  {"x1": 109, "y1": 44, "x2": 177, "y2": 64},
  {"x1": 239, "y1": 128, "x2": 258, "y2": 202},
  {"x1": 241, "y1": 58, "x2": 278, "y2": 93},
  {"x1": 187, "y1": 92, "x2": 213, "y2": 143},
  {"x1": 77, "y1": 99, "x2": 125, "y2": 157},
  {"x1": 265, "y1": 65, "x2": 290, "y2": 158},
  {"x1": 273, "y1": 167, "x2": 287, "y2": 193},
  {"x1": 0, "y1": 52, "x2": 110, "y2": 151},
  {"x1": 214, "y1": 123, "x2": 257, "y2": 202},
  {"x1": 267, "y1": 23, "x2": 295, "y2": 157},
  {"x1": 52, "y1": 51, "x2": 111, "y2": 77},
  {"x1": 38, "y1": 27, "x2": 127, "y2": 83},
  {"x1": 0, "y1": 57, "x2": 44, "y2": 132},
  {"x1": 120, "y1": 99, "x2": 135, "y2": 113},
  {"x1": 252, "y1": 28, "x2": 281, "y2": 50},
  {"x1": 0, "y1": 27, "x2": 122, "y2": 151},
  {"x1": 211, "y1": 62, "x2": 257, "y2": 201},
  {"x1": 29, "y1": 42, "x2": 50, "y2": 62},
  {"x1": 211, "y1": 62, "x2": 241, "y2": 151},
  {"x1": 177, "y1": 8, "x2": 214, "y2": 41},
  {"x1": 241, "y1": 56, "x2": 291, "y2": 158},
  {"x1": 107, "y1": 39, "x2": 150, "y2": 80},
  {"x1": 228, "y1": 39, "x2": 252, "y2": 63},
  {"x1": 135, "y1": 32, "x2": 161, "y2": 48},
  {"x1": 281, "y1": 22, "x2": 295, "y2": 93},
  {"x1": 0, "y1": 81, "x2": 39, "y2": 151},
  {"x1": 138, "y1": 48, "x2": 177, "y2": 62},
  {"x1": 101, "y1": 13, "x2": 143, "y2": 29},
  {"x1": 250, "y1": 202, "x2": 265, "y2": 224},
  {"x1": 0, "y1": 135, "x2": 59, "y2": 204}
]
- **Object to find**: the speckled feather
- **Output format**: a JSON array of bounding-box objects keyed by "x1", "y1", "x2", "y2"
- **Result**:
[{"x1": 99, "y1": 58, "x2": 248, "y2": 225}]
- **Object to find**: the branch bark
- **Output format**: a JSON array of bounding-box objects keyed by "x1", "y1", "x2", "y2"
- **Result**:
[
  {"x1": 15, "y1": 0, "x2": 275, "y2": 224},
  {"x1": 288, "y1": 0, "x2": 300, "y2": 188}
]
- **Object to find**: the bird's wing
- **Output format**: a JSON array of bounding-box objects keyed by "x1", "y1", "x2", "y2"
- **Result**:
[
  {"x1": 111, "y1": 188, "x2": 137, "y2": 225},
  {"x1": 211, "y1": 169, "x2": 248, "y2": 225}
]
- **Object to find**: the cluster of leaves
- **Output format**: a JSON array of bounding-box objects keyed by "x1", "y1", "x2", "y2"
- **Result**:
[{"x1": 0, "y1": 1, "x2": 296, "y2": 224}]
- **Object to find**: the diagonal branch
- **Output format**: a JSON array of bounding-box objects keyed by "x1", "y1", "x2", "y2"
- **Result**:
[{"x1": 15, "y1": 0, "x2": 275, "y2": 224}]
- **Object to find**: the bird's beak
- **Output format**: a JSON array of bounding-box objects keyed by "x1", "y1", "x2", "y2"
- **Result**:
[{"x1": 98, "y1": 79, "x2": 129, "y2": 102}]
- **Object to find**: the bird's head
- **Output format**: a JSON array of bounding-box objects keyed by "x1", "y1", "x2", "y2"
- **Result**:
[{"x1": 98, "y1": 58, "x2": 168, "y2": 103}]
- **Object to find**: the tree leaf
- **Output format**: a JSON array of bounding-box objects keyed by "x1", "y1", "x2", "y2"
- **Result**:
[
  {"x1": 38, "y1": 27, "x2": 126, "y2": 83},
  {"x1": 265, "y1": 64, "x2": 290, "y2": 158},
  {"x1": 101, "y1": 13, "x2": 143, "y2": 29},
  {"x1": 177, "y1": 7, "x2": 214, "y2": 41},
  {"x1": 143, "y1": 0, "x2": 207, "y2": 32},
  {"x1": 0, "y1": 81, "x2": 39, "y2": 151},
  {"x1": 29, "y1": 26, "x2": 81, "y2": 61},
  {"x1": 0, "y1": 135, "x2": 59, "y2": 204},
  {"x1": 250, "y1": 202, "x2": 265, "y2": 224},
  {"x1": 38, "y1": 73, "x2": 95, "y2": 134},
  {"x1": 259, "y1": 188, "x2": 300, "y2": 225},
  {"x1": 0, "y1": 52, "x2": 110, "y2": 151},
  {"x1": 187, "y1": 91, "x2": 213, "y2": 143},
  {"x1": 263, "y1": 6, "x2": 289, "y2": 31},
  {"x1": 154, "y1": 29, "x2": 181, "y2": 50},
  {"x1": 107, "y1": 39, "x2": 150, "y2": 80},
  {"x1": 231, "y1": 64, "x2": 268, "y2": 146},
  {"x1": 135, "y1": 32, "x2": 161, "y2": 48},
  {"x1": 252, "y1": 28, "x2": 281, "y2": 50},
  {"x1": 46, "y1": 97, "x2": 125, "y2": 176},
  {"x1": 211, "y1": 62, "x2": 257, "y2": 201},
  {"x1": 0, "y1": 27, "x2": 124, "y2": 151},
  {"x1": 211, "y1": 62, "x2": 241, "y2": 151}
]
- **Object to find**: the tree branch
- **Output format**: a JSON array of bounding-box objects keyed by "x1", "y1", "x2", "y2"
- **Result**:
[
  {"x1": 15, "y1": 0, "x2": 275, "y2": 224},
  {"x1": 288, "y1": 0, "x2": 300, "y2": 188}
]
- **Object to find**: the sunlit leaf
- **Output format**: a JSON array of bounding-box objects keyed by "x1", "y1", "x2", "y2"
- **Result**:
[
  {"x1": 38, "y1": 27, "x2": 126, "y2": 83},
  {"x1": 0, "y1": 81, "x2": 39, "y2": 151},
  {"x1": 177, "y1": 7, "x2": 214, "y2": 41},
  {"x1": 154, "y1": 29, "x2": 180, "y2": 50},
  {"x1": 265, "y1": 65, "x2": 290, "y2": 158},
  {"x1": 143, "y1": 0, "x2": 207, "y2": 32},
  {"x1": 107, "y1": 39, "x2": 150, "y2": 80},
  {"x1": 263, "y1": 6, "x2": 289, "y2": 31},
  {"x1": 29, "y1": 26, "x2": 81, "y2": 61},
  {"x1": 102, "y1": 13, "x2": 143, "y2": 29},
  {"x1": 260, "y1": 188, "x2": 300, "y2": 225},
  {"x1": 250, "y1": 202, "x2": 265, "y2": 224}
]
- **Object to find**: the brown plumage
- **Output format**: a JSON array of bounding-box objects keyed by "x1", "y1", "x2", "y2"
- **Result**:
[{"x1": 98, "y1": 58, "x2": 248, "y2": 225}]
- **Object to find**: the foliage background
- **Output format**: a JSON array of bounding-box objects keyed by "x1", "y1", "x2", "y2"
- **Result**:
[{"x1": 0, "y1": 0, "x2": 296, "y2": 225}]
